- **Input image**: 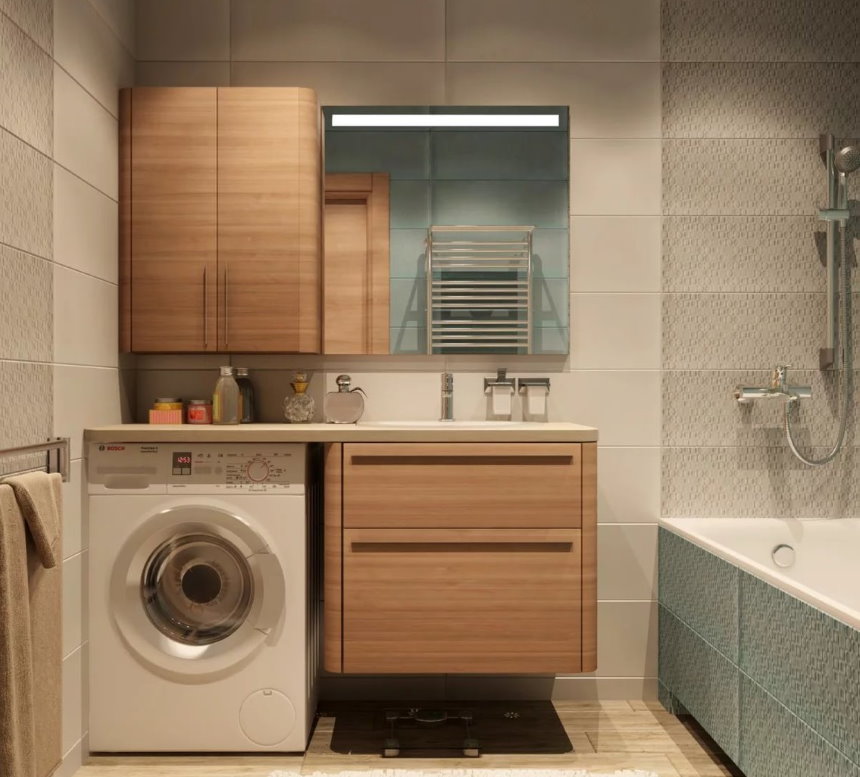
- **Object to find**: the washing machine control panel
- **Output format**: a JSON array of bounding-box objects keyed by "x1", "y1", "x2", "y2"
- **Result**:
[{"x1": 88, "y1": 443, "x2": 306, "y2": 494}]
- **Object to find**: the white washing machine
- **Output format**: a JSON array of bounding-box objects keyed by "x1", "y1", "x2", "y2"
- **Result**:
[{"x1": 87, "y1": 442, "x2": 320, "y2": 752}]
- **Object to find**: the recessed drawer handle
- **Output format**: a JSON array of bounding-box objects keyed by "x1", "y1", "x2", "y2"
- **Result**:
[
  {"x1": 350, "y1": 455, "x2": 573, "y2": 465},
  {"x1": 351, "y1": 541, "x2": 573, "y2": 553}
]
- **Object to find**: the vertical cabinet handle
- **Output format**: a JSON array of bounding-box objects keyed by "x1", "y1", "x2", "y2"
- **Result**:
[
  {"x1": 202, "y1": 265, "x2": 208, "y2": 347},
  {"x1": 224, "y1": 265, "x2": 229, "y2": 347}
]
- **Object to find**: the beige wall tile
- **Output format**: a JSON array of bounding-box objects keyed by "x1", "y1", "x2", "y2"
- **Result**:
[
  {"x1": 592, "y1": 601, "x2": 657, "y2": 677},
  {"x1": 597, "y1": 524, "x2": 658, "y2": 601},
  {"x1": 446, "y1": 63, "x2": 661, "y2": 138},
  {"x1": 135, "y1": 60, "x2": 230, "y2": 87},
  {"x1": 55, "y1": 740, "x2": 82, "y2": 777},
  {"x1": 569, "y1": 294, "x2": 661, "y2": 369},
  {"x1": 0, "y1": 10, "x2": 52, "y2": 153},
  {"x1": 61, "y1": 459, "x2": 84, "y2": 560},
  {"x1": 88, "y1": 0, "x2": 135, "y2": 55},
  {"x1": 53, "y1": 164, "x2": 117, "y2": 282},
  {"x1": 54, "y1": 366, "x2": 123, "y2": 458},
  {"x1": 570, "y1": 139, "x2": 662, "y2": 216},
  {"x1": 230, "y1": 0, "x2": 445, "y2": 62},
  {"x1": 598, "y1": 447, "x2": 661, "y2": 524},
  {"x1": 54, "y1": 0, "x2": 133, "y2": 117},
  {"x1": 571, "y1": 216, "x2": 661, "y2": 293},
  {"x1": 62, "y1": 552, "x2": 83, "y2": 656},
  {"x1": 323, "y1": 371, "x2": 441, "y2": 422},
  {"x1": 54, "y1": 65, "x2": 118, "y2": 198},
  {"x1": 53, "y1": 265, "x2": 117, "y2": 368},
  {"x1": 446, "y1": 0, "x2": 660, "y2": 62},
  {"x1": 136, "y1": 0, "x2": 228, "y2": 61},
  {"x1": 556, "y1": 371, "x2": 661, "y2": 446},
  {"x1": 231, "y1": 62, "x2": 445, "y2": 104},
  {"x1": 61, "y1": 646, "x2": 83, "y2": 755}
]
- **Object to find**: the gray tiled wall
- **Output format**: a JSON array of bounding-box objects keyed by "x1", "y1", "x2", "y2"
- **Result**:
[{"x1": 661, "y1": 0, "x2": 860, "y2": 517}]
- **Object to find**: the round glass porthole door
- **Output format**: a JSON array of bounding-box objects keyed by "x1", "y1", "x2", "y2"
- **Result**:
[{"x1": 141, "y1": 533, "x2": 254, "y2": 646}]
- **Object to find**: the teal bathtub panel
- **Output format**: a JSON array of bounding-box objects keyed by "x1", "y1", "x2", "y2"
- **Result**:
[
  {"x1": 389, "y1": 327, "x2": 426, "y2": 354},
  {"x1": 390, "y1": 277, "x2": 425, "y2": 329},
  {"x1": 533, "y1": 277, "x2": 569, "y2": 330},
  {"x1": 658, "y1": 528, "x2": 739, "y2": 662},
  {"x1": 431, "y1": 180, "x2": 569, "y2": 229},
  {"x1": 325, "y1": 130, "x2": 430, "y2": 179},
  {"x1": 390, "y1": 229, "x2": 426, "y2": 279},
  {"x1": 533, "y1": 228, "x2": 569, "y2": 279},
  {"x1": 390, "y1": 181, "x2": 431, "y2": 229},
  {"x1": 739, "y1": 675, "x2": 860, "y2": 777},
  {"x1": 739, "y1": 571, "x2": 860, "y2": 767},
  {"x1": 659, "y1": 606, "x2": 740, "y2": 762}
]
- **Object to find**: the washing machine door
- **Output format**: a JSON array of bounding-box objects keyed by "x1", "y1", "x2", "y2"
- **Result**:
[{"x1": 111, "y1": 504, "x2": 285, "y2": 680}]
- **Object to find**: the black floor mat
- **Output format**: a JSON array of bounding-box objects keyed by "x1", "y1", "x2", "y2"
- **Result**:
[{"x1": 325, "y1": 700, "x2": 573, "y2": 757}]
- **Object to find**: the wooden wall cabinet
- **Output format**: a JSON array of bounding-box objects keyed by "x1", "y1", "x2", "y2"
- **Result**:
[
  {"x1": 324, "y1": 442, "x2": 597, "y2": 675},
  {"x1": 120, "y1": 87, "x2": 322, "y2": 353},
  {"x1": 323, "y1": 173, "x2": 390, "y2": 355}
]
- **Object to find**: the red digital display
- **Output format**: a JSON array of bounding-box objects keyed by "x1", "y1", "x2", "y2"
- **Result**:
[{"x1": 172, "y1": 452, "x2": 192, "y2": 468}]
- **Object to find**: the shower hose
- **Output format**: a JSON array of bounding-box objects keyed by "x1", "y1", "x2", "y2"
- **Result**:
[{"x1": 785, "y1": 225, "x2": 854, "y2": 466}]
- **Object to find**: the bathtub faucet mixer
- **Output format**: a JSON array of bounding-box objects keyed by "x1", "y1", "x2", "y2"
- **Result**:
[{"x1": 734, "y1": 365, "x2": 812, "y2": 404}]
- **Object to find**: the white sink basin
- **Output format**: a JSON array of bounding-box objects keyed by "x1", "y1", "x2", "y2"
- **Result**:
[{"x1": 359, "y1": 420, "x2": 540, "y2": 429}]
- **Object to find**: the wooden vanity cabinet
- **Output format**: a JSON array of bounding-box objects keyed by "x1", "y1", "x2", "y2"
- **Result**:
[
  {"x1": 324, "y1": 442, "x2": 597, "y2": 675},
  {"x1": 120, "y1": 87, "x2": 322, "y2": 353}
]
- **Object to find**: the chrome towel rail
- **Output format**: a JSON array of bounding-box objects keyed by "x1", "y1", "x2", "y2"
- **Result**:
[
  {"x1": 426, "y1": 225, "x2": 534, "y2": 354},
  {"x1": 0, "y1": 437, "x2": 70, "y2": 483}
]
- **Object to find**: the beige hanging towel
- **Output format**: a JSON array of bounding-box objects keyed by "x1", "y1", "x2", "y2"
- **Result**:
[{"x1": 0, "y1": 474, "x2": 63, "y2": 777}]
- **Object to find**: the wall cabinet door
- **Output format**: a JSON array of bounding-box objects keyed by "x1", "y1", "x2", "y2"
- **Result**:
[
  {"x1": 121, "y1": 87, "x2": 321, "y2": 353},
  {"x1": 125, "y1": 88, "x2": 217, "y2": 352},
  {"x1": 323, "y1": 173, "x2": 389, "y2": 354},
  {"x1": 342, "y1": 527, "x2": 583, "y2": 674},
  {"x1": 218, "y1": 88, "x2": 321, "y2": 353}
]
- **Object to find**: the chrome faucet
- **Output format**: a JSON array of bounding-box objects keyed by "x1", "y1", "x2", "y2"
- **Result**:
[
  {"x1": 734, "y1": 365, "x2": 812, "y2": 403},
  {"x1": 440, "y1": 372, "x2": 454, "y2": 421}
]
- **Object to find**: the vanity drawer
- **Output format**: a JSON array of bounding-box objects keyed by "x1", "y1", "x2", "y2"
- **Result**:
[
  {"x1": 342, "y1": 527, "x2": 583, "y2": 674},
  {"x1": 342, "y1": 442, "x2": 582, "y2": 528}
]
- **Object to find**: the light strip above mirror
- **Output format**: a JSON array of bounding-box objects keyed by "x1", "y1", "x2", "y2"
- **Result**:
[{"x1": 331, "y1": 113, "x2": 561, "y2": 128}]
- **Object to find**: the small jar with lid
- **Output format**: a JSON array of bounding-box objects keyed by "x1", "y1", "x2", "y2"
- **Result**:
[{"x1": 186, "y1": 399, "x2": 213, "y2": 424}]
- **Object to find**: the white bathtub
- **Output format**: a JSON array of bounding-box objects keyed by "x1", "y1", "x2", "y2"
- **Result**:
[{"x1": 660, "y1": 517, "x2": 860, "y2": 631}]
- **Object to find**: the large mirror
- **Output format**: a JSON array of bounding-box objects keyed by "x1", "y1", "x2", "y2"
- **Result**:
[{"x1": 324, "y1": 106, "x2": 569, "y2": 356}]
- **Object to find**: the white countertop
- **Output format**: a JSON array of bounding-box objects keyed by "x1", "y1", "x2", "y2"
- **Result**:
[{"x1": 84, "y1": 422, "x2": 598, "y2": 443}]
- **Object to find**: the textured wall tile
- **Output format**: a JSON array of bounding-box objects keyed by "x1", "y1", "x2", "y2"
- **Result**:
[
  {"x1": 54, "y1": 0, "x2": 134, "y2": 118},
  {"x1": 663, "y1": 139, "x2": 827, "y2": 216},
  {"x1": 0, "y1": 244, "x2": 51, "y2": 361},
  {"x1": 0, "y1": 361, "x2": 52, "y2": 457},
  {"x1": 658, "y1": 529, "x2": 738, "y2": 661},
  {"x1": 663, "y1": 216, "x2": 826, "y2": 293},
  {"x1": 231, "y1": 0, "x2": 444, "y2": 62},
  {"x1": 0, "y1": 10, "x2": 52, "y2": 153},
  {"x1": 740, "y1": 573, "x2": 860, "y2": 766},
  {"x1": 0, "y1": 0, "x2": 51, "y2": 52},
  {"x1": 662, "y1": 293, "x2": 830, "y2": 370},
  {"x1": 662, "y1": 0, "x2": 860, "y2": 63},
  {"x1": 658, "y1": 607, "x2": 739, "y2": 761},
  {"x1": 0, "y1": 128, "x2": 52, "y2": 258},
  {"x1": 136, "y1": 0, "x2": 229, "y2": 61},
  {"x1": 663, "y1": 369, "x2": 860, "y2": 448},
  {"x1": 447, "y1": 0, "x2": 660, "y2": 62},
  {"x1": 739, "y1": 675, "x2": 859, "y2": 777},
  {"x1": 662, "y1": 446, "x2": 860, "y2": 518},
  {"x1": 664, "y1": 63, "x2": 860, "y2": 140}
]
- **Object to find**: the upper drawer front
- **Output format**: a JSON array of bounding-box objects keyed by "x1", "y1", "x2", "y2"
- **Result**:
[{"x1": 343, "y1": 442, "x2": 582, "y2": 528}]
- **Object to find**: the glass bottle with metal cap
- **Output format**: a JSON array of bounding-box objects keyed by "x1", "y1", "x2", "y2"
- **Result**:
[{"x1": 324, "y1": 374, "x2": 365, "y2": 424}]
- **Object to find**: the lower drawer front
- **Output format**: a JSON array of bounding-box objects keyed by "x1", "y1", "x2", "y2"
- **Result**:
[{"x1": 342, "y1": 528, "x2": 583, "y2": 674}]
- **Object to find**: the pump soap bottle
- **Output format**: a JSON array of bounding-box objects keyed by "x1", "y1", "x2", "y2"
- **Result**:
[{"x1": 324, "y1": 374, "x2": 365, "y2": 424}]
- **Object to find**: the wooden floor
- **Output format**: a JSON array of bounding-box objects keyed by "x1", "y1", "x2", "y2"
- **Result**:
[{"x1": 76, "y1": 701, "x2": 742, "y2": 777}]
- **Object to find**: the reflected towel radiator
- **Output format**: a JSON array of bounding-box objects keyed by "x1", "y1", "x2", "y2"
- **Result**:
[{"x1": 425, "y1": 225, "x2": 534, "y2": 354}]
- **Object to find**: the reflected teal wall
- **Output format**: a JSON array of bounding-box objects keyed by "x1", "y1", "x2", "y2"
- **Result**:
[{"x1": 324, "y1": 107, "x2": 569, "y2": 355}]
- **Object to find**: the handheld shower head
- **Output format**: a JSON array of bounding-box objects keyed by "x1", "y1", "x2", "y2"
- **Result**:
[{"x1": 835, "y1": 145, "x2": 860, "y2": 175}]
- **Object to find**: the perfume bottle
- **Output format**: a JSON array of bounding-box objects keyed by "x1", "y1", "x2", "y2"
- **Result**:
[
  {"x1": 324, "y1": 374, "x2": 366, "y2": 424},
  {"x1": 212, "y1": 366, "x2": 240, "y2": 425},
  {"x1": 283, "y1": 371, "x2": 315, "y2": 423}
]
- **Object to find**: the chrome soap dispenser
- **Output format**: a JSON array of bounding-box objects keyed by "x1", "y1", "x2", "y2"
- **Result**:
[{"x1": 324, "y1": 374, "x2": 365, "y2": 424}]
